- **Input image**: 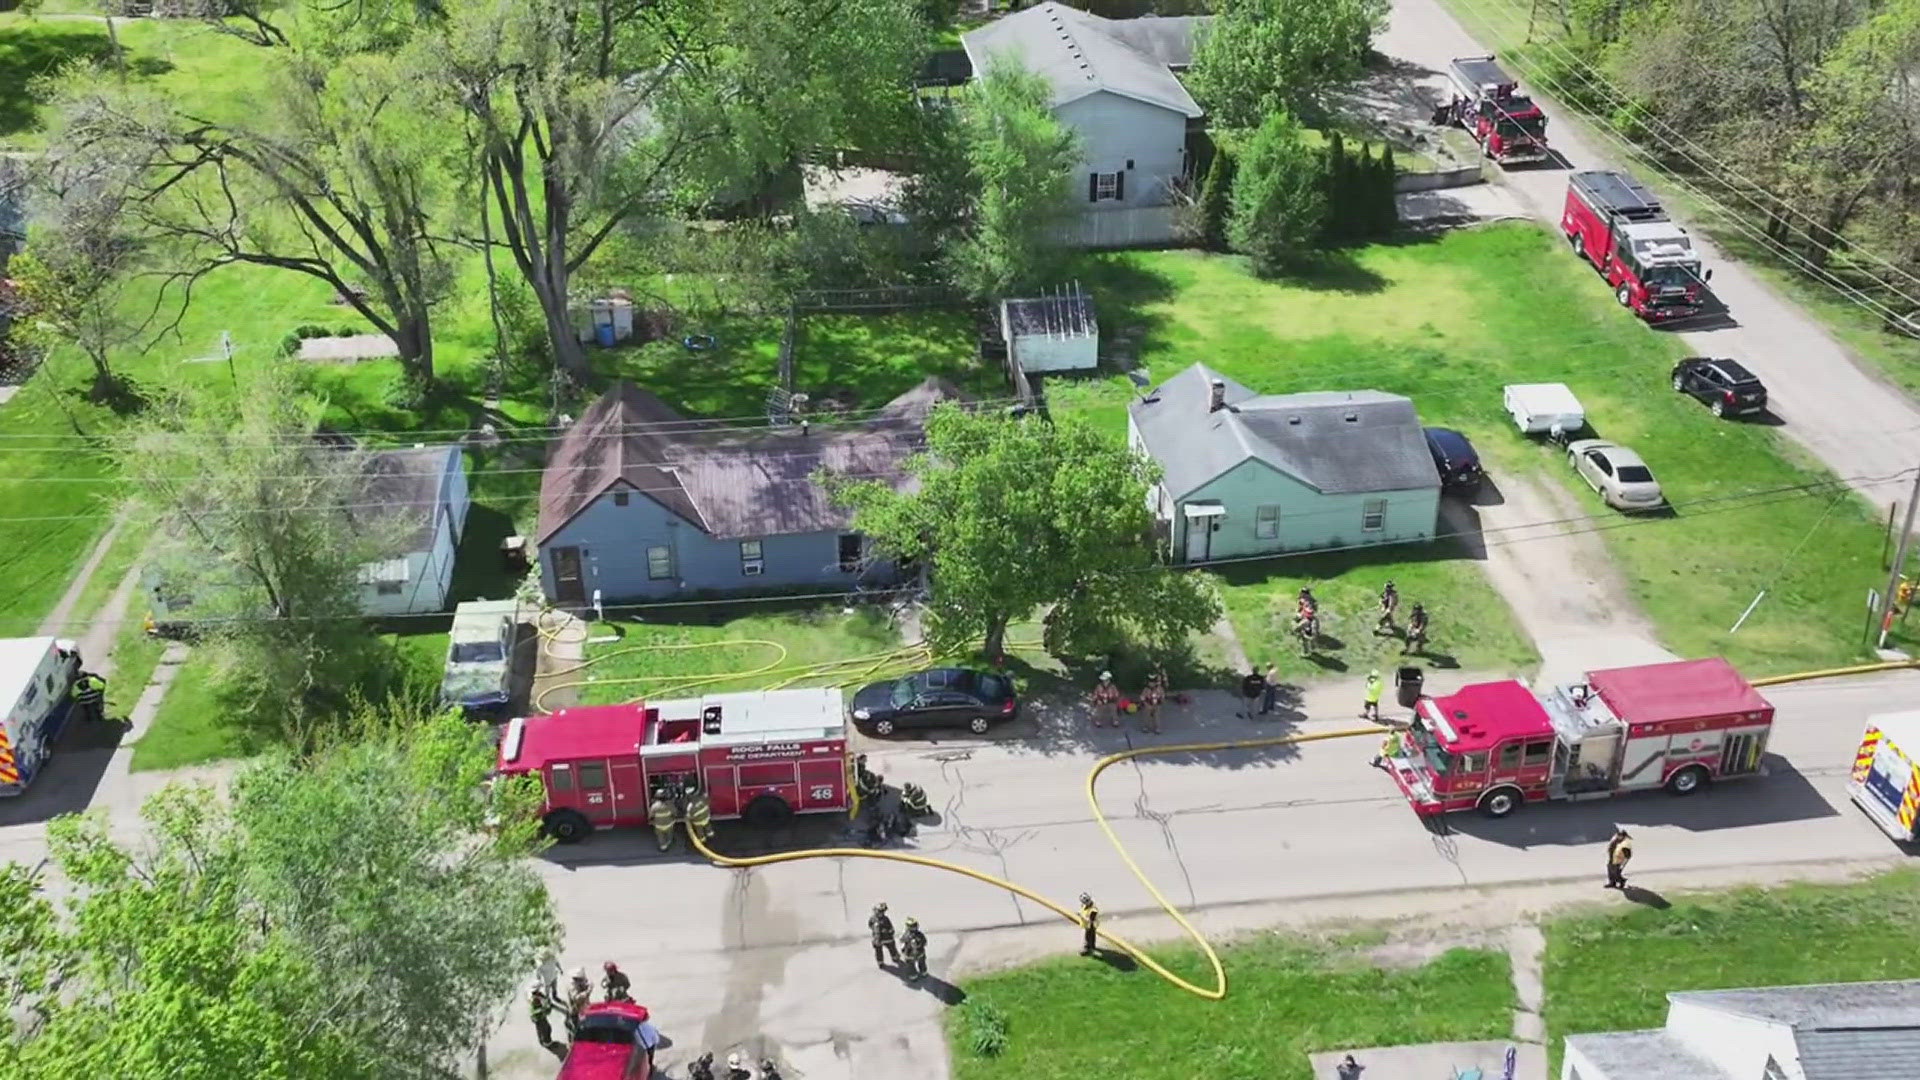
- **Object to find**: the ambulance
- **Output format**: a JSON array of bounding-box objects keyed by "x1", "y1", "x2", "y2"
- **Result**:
[
  {"x1": 1847, "y1": 712, "x2": 1920, "y2": 842},
  {"x1": 0, "y1": 636, "x2": 84, "y2": 797}
]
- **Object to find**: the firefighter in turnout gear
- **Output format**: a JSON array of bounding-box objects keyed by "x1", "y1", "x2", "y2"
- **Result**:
[
  {"x1": 1376, "y1": 580, "x2": 1400, "y2": 634},
  {"x1": 899, "y1": 917, "x2": 929, "y2": 980},
  {"x1": 528, "y1": 982, "x2": 556, "y2": 1047},
  {"x1": 564, "y1": 967, "x2": 592, "y2": 1040},
  {"x1": 648, "y1": 787, "x2": 678, "y2": 851},
  {"x1": 686, "y1": 781, "x2": 714, "y2": 843},
  {"x1": 868, "y1": 902, "x2": 901, "y2": 967},
  {"x1": 600, "y1": 961, "x2": 632, "y2": 1002},
  {"x1": 1404, "y1": 603, "x2": 1430, "y2": 655},
  {"x1": 899, "y1": 782, "x2": 932, "y2": 818},
  {"x1": 1078, "y1": 893, "x2": 1100, "y2": 956},
  {"x1": 855, "y1": 753, "x2": 885, "y2": 803},
  {"x1": 1606, "y1": 827, "x2": 1634, "y2": 889}
]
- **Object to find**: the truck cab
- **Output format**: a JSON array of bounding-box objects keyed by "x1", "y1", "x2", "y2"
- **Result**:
[{"x1": 1563, "y1": 170, "x2": 1711, "y2": 321}]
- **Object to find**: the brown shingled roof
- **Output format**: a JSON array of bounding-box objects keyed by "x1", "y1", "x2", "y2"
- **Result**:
[{"x1": 535, "y1": 377, "x2": 968, "y2": 544}]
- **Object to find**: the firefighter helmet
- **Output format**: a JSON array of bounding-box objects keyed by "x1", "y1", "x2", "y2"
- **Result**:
[
  {"x1": 905, "y1": 917, "x2": 919, "y2": 928},
  {"x1": 873, "y1": 901, "x2": 887, "y2": 913},
  {"x1": 1079, "y1": 892, "x2": 1093, "y2": 906}
]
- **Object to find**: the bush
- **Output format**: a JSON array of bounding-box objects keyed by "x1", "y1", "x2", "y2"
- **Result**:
[
  {"x1": 1228, "y1": 110, "x2": 1327, "y2": 274},
  {"x1": 1199, "y1": 147, "x2": 1236, "y2": 251},
  {"x1": 959, "y1": 997, "x2": 1009, "y2": 1058}
]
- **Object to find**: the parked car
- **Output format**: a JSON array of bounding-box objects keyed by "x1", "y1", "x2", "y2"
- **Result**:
[
  {"x1": 1423, "y1": 427, "x2": 1485, "y2": 493},
  {"x1": 1567, "y1": 439, "x2": 1665, "y2": 511},
  {"x1": 440, "y1": 599, "x2": 520, "y2": 717},
  {"x1": 1672, "y1": 357, "x2": 1767, "y2": 418},
  {"x1": 558, "y1": 1000, "x2": 654, "y2": 1080},
  {"x1": 849, "y1": 667, "x2": 1019, "y2": 736}
]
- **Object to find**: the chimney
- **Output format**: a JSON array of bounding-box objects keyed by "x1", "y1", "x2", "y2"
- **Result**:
[{"x1": 1208, "y1": 379, "x2": 1226, "y2": 413}]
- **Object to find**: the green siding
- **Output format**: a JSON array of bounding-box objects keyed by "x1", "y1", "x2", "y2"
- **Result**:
[{"x1": 1174, "y1": 459, "x2": 1439, "y2": 562}]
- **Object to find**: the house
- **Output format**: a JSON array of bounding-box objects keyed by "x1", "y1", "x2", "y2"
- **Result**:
[
  {"x1": 145, "y1": 442, "x2": 470, "y2": 622},
  {"x1": 999, "y1": 289, "x2": 1099, "y2": 374},
  {"x1": 1128, "y1": 364, "x2": 1440, "y2": 564},
  {"x1": 1562, "y1": 979, "x2": 1920, "y2": 1080},
  {"x1": 534, "y1": 378, "x2": 964, "y2": 605},
  {"x1": 961, "y1": 3, "x2": 1210, "y2": 210}
]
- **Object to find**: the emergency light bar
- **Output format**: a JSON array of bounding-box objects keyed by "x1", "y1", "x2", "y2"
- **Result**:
[{"x1": 500, "y1": 717, "x2": 526, "y2": 764}]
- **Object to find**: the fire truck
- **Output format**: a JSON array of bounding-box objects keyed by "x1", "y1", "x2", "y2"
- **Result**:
[
  {"x1": 1387, "y1": 658, "x2": 1774, "y2": 819},
  {"x1": 1563, "y1": 170, "x2": 1712, "y2": 322},
  {"x1": 1446, "y1": 56, "x2": 1549, "y2": 165},
  {"x1": 497, "y1": 688, "x2": 852, "y2": 842}
]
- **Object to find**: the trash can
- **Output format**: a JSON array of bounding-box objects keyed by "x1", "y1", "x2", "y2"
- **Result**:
[
  {"x1": 595, "y1": 321, "x2": 616, "y2": 348},
  {"x1": 1395, "y1": 666, "x2": 1424, "y2": 708}
]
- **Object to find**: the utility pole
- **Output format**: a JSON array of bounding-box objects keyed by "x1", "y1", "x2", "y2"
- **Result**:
[
  {"x1": 220, "y1": 330, "x2": 237, "y2": 392},
  {"x1": 1877, "y1": 468, "x2": 1920, "y2": 650}
]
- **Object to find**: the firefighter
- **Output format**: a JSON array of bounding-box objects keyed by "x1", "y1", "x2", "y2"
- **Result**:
[
  {"x1": 528, "y1": 981, "x2": 557, "y2": 1047},
  {"x1": 868, "y1": 901, "x2": 901, "y2": 967},
  {"x1": 1140, "y1": 665, "x2": 1166, "y2": 734},
  {"x1": 1404, "y1": 603, "x2": 1430, "y2": 655},
  {"x1": 1371, "y1": 726, "x2": 1403, "y2": 770},
  {"x1": 761, "y1": 1059, "x2": 785, "y2": 1080},
  {"x1": 899, "y1": 917, "x2": 929, "y2": 981},
  {"x1": 855, "y1": 754, "x2": 885, "y2": 802},
  {"x1": 564, "y1": 967, "x2": 592, "y2": 1040},
  {"x1": 1297, "y1": 586, "x2": 1317, "y2": 619},
  {"x1": 1362, "y1": 669, "x2": 1384, "y2": 722},
  {"x1": 1089, "y1": 670, "x2": 1120, "y2": 729},
  {"x1": 689, "y1": 1053, "x2": 716, "y2": 1080},
  {"x1": 899, "y1": 782, "x2": 932, "y2": 818},
  {"x1": 649, "y1": 786, "x2": 679, "y2": 852},
  {"x1": 71, "y1": 670, "x2": 107, "y2": 725},
  {"x1": 601, "y1": 961, "x2": 632, "y2": 1002},
  {"x1": 1376, "y1": 580, "x2": 1400, "y2": 634},
  {"x1": 1078, "y1": 892, "x2": 1100, "y2": 955},
  {"x1": 1239, "y1": 666, "x2": 1267, "y2": 720},
  {"x1": 687, "y1": 781, "x2": 714, "y2": 843},
  {"x1": 1606, "y1": 827, "x2": 1633, "y2": 889},
  {"x1": 725, "y1": 1052, "x2": 752, "y2": 1080}
]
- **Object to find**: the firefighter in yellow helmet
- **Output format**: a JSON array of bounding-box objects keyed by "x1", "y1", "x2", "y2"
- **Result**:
[
  {"x1": 685, "y1": 778, "x2": 713, "y2": 843},
  {"x1": 648, "y1": 783, "x2": 678, "y2": 852}
]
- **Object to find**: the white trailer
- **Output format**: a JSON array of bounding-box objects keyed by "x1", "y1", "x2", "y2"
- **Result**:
[
  {"x1": 1504, "y1": 382, "x2": 1587, "y2": 438},
  {"x1": 0, "y1": 636, "x2": 83, "y2": 797}
]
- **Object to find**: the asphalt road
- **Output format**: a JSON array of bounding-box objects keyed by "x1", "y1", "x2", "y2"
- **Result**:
[
  {"x1": 1381, "y1": 0, "x2": 1920, "y2": 509},
  {"x1": 478, "y1": 670, "x2": 1919, "y2": 1080}
]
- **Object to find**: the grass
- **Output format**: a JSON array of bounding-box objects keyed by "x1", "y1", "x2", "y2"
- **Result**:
[
  {"x1": 1542, "y1": 869, "x2": 1920, "y2": 1074},
  {"x1": 947, "y1": 935, "x2": 1514, "y2": 1080},
  {"x1": 572, "y1": 602, "x2": 906, "y2": 706},
  {"x1": 1046, "y1": 226, "x2": 1903, "y2": 674},
  {"x1": 791, "y1": 309, "x2": 1007, "y2": 408}
]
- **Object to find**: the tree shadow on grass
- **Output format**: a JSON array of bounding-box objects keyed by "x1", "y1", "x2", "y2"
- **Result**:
[
  {"x1": 1063, "y1": 251, "x2": 1180, "y2": 371},
  {"x1": 0, "y1": 26, "x2": 115, "y2": 137}
]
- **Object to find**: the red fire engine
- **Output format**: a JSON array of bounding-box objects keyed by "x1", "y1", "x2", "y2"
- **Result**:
[
  {"x1": 1446, "y1": 56, "x2": 1549, "y2": 165},
  {"x1": 1563, "y1": 170, "x2": 1712, "y2": 322},
  {"x1": 497, "y1": 688, "x2": 852, "y2": 842},
  {"x1": 1387, "y1": 658, "x2": 1774, "y2": 818}
]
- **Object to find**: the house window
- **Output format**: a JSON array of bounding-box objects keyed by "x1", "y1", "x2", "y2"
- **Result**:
[
  {"x1": 838, "y1": 534, "x2": 863, "y2": 573},
  {"x1": 647, "y1": 545, "x2": 673, "y2": 580},
  {"x1": 613, "y1": 491, "x2": 630, "y2": 507},
  {"x1": 376, "y1": 580, "x2": 404, "y2": 596},
  {"x1": 1362, "y1": 499, "x2": 1387, "y2": 532},
  {"x1": 1254, "y1": 504, "x2": 1281, "y2": 540},
  {"x1": 741, "y1": 540, "x2": 764, "y2": 577},
  {"x1": 1088, "y1": 171, "x2": 1125, "y2": 202}
]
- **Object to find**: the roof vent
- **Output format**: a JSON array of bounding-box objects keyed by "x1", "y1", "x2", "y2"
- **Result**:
[
  {"x1": 1208, "y1": 379, "x2": 1226, "y2": 413},
  {"x1": 1288, "y1": 416, "x2": 1302, "y2": 425},
  {"x1": 1344, "y1": 412, "x2": 1359, "y2": 422}
]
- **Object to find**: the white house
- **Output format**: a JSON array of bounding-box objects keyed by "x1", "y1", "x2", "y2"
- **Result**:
[
  {"x1": 145, "y1": 442, "x2": 470, "y2": 624},
  {"x1": 1562, "y1": 979, "x2": 1920, "y2": 1080},
  {"x1": 962, "y1": 3, "x2": 1208, "y2": 212}
]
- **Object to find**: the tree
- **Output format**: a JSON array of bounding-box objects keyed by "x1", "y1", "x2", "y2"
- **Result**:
[
  {"x1": 1319, "y1": 131, "x2": 1350, "y2": 242},
  {"x1": 946, "y1": 59, "x2": 1081, "y2": 299},
  {"x1": 1198, "y1": 144, "x2": 1236, "y2": 250},
  {"x1": 430, "y1": 0, "x2": 929, "y2": 380},
  {"x1": 118, "y1": 363, "x2": 405, "y2": 746},
  {"x1": 1228, "y1": 110, "x2": 1328, "y2": 273},
  {"x1": 1187, "y1": 0, "x2": 1390, "y2": 128},
  {"x1": 828, "y1": 406, "x2": 1220, "y2": 660},
  {"x1": 0, "y1": 707, "x2": 557, "y2": 1080}
]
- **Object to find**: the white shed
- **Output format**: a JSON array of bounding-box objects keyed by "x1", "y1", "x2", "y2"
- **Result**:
[{"x1": 1000, "y1": 292, "x2": 1099, "y2": 373}]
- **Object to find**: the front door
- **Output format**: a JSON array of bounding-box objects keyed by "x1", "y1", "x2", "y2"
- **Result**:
[
  {"x1": 1183, "y1": 517, "x2": 1211, "y2": 563},
  {"x1": 575, "y1": 758, "x2": 617, "y2": 824},
  {"x1": 551, "y1": 547, "x2": 586, "y2": 605}
]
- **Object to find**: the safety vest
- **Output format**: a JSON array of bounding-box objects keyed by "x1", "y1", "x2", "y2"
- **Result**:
[
  {"x1": 1365, "y1": 677, "x2": 1383, "y2": 704},
  {"x1": 73, "y1": 676, "x2": 104, "y2": 705},
  {"x1": 1080, "y1": 901, "x2": 1099, "y2": 929}
]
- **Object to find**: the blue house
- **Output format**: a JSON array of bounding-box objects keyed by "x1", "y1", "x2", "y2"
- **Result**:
[{"x1": 535, "y1": 378, "x2": 962, "y2": 605}]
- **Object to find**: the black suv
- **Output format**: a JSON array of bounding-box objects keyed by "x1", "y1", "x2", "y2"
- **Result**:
[
  {"x1": 1672, "y1": 357, "x2": 1767, "y2": 418},
  {"x1": 1423, "y1": 427, "x2": 1484, "y2": 493}
]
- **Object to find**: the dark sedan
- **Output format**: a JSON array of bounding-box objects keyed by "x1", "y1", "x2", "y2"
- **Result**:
[
  {"x1": 1424, "y1": 426, "x2": 1484, "y2": 493},
  {"x1": 849, "y1": 667, "x2": 1018, "y2": 736}
]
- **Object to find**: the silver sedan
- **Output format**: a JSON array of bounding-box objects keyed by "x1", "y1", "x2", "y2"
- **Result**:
[{"x1": 1567, "y1": 439, "x2": 1665, "y2": 511}]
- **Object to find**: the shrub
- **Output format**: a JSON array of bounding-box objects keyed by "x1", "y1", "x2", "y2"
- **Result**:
[
  {"x1": 959, "y1": 997, "x2": 1009, "y2": 1058},
  {"x1": 1228, "y1": 110, "x2": 1328, "y2": 274}
]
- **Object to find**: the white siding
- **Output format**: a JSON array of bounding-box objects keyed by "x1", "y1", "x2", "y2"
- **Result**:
[
  {"x1": 1010, "y1": 331, "x2": 1097, "y2": 372},
  {"x1": 1055, "y1": 91, "x2": 1189, "y2": 209}
]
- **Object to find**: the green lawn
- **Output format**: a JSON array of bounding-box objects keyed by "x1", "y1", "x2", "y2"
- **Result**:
[
  {"x1": 948, "y1": 936, "x2": 1514, "y2": 1080},
  {"x1": 792, "y1": 309, "x2": 1007, "y2": 408},
  {"x1": 1049, "y1": 227, "x2": 1903, "y2": 674},
  {"x1": 571, "y1": 603, "x2": 907, "y2": 706},
  {"x1": 1542, "y1": 870, "x2": 1920, "y2": 1073}
]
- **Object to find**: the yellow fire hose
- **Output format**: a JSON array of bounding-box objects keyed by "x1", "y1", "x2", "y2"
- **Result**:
[{"x1": 1751, "y1": 659, "x2": 1920, "y2": 686}]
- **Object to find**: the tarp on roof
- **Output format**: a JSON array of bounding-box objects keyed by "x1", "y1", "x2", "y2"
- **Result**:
[{"x1": 1587, "y1": 658, "x2": 1770, "y2": 725}]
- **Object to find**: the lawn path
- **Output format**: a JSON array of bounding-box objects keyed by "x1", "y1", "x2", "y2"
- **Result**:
[
  {"x1": 1507, "y1": 923, "x2": 1547, "y2": 1045},
  {"x1": 35, "y1": 510, "x2": 126, "y2": 638}
]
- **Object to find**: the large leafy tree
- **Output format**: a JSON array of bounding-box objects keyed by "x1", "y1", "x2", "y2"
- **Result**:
[
  {"x1": 0, "y1": 708, "x2": 555, "y2": 1080},
  {"x1": 946, "y1": 59, "x2": 1080, "y2": 299},
  {"x1": 830, "y1": 406, "x2": 1220, "y2": 659},
  {"x1": 1187, "y1": 0, "x2": 1388, "y2": 128},
  {"x1": 1228, "y1": 110, "x2": 1328, "y2": 274}
]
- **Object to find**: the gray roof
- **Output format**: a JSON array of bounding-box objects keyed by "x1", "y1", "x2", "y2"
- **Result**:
[
  {"x1": 1129, "y1": 363, "x2": 1438, "y2": 498},
  {"x1": 961, "y1": 2, "x2": 1204, "y2": 118},
  {"x1": 1096, "y1": 14, "x2": 1210, "y2": 69},
  {"x1": 349, "y1": 444, "x2": 460, "y2": 553},
  {"x1": 1670, "y1": 981, "x2": 1920, "y2": 1031},
  {"x1": 538, "y1": 377, "x2": 967, "y2": 544},
  {"x1": 1564, "y1": 1030, "x2": 1733, "y2": 1080}
]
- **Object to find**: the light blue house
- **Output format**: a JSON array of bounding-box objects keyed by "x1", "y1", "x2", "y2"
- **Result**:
[
  {"x1": 1128, "y1": 364, "x2": 1441, "y2": 564},
  {"x1": 534, "y1": 379, "x2": 961, "y2": 605}
]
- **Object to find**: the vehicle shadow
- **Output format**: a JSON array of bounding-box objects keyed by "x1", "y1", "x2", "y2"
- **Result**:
[
  {"x1": 1439, "y1": 754, "x2": 1838, "y2": 848},
  {"x1": 1468, "y1": 476, "x2": 1507, "y2": 508},
  {"x1": 537, "y1": 812, "x2": 872, "y2": 869},
  {"x1": 1439, "y1": 498, "x2": 1488, "y2": 562},
  {"x1": 1501, "y1": 149, "x2": 1572, "y2": 172},
  {"x1": 1658, "y1": 296, "x2": 1739, "y2": 332},
  {"x1": 0, "y1": 721, "x2": 128, "y2": 828},
  {"x1": 1738, "y1": 408, "x2": 1787, "y2": 427}
]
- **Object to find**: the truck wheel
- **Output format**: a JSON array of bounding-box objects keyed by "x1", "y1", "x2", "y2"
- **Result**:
[
  {"x1": 1672, "y1": 372, "x2": 1686, "y2": 392},
  {"x1": 871, "y1": 718, "x2": 896, "y2": 736},
  {"x1": 1478, "y1": 787, "x2": 1522, "y2": 818},
  {"x1": 543, "y1": 809, "x2": 591, "y2": 844},
  {"x1": 1666, "y1": 765, "x2": 1709, "y2": 796},
  {"x1": 1567, "y1": 231, "x2": 1585, "y2": 260},
  {"x1": 968, "y1": 715, "x2": 992, "y2": 735},
  {"x1": 1710, "y1": 398, "x2": 1727, "y2": 418},
  {"x1": 1615, "y1": 284, "x2": 1633, "y2": 307},
  {"x1": 743, "y1": 794, "x2": 794, "y2": 830}
]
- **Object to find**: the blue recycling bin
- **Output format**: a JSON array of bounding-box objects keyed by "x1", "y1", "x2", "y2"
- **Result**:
[{"x1": 594, "y1": 322, "x2": 615, "y2": 347}]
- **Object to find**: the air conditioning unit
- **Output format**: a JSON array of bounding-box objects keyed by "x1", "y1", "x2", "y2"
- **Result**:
[{"x1": 743, "y1": 559, "x2": 765, "y2": 576}]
